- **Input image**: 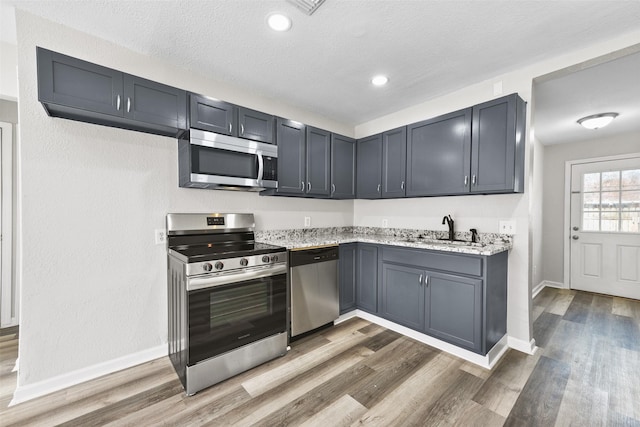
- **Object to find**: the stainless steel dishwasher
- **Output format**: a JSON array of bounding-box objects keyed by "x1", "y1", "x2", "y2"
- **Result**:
[{"x1": 289, "y1": 245, "x2": 339, "y2": 337}]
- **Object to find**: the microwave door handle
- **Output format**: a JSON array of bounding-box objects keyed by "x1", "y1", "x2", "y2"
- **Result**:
[{"x1": 256, "y1": 152, "x2": 264, "y2": 183}]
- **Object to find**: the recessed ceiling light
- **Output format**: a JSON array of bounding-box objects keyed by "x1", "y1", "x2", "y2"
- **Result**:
[
  {"x1": 371, "y1": 75, "x2": 389, "y2": 86},
  {"x1": 577, "y1": 112, "x2": 618, "y2": 129},
  {"x1": 267, "y1": 13, "x2": 292, "y2": 32}
]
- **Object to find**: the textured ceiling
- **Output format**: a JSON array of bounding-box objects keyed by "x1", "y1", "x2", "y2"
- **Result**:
[
  {"x1": 534, "y1": 51, "x2": 640, "y2": 145},
  {"x1": 5, "y1": 0, "x2": 640, "y2": 129}
]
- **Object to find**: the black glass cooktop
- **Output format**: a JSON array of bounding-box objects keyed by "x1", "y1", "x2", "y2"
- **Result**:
[{"x1": 172, "y1": 242, "x2": 286, "y2": 262}]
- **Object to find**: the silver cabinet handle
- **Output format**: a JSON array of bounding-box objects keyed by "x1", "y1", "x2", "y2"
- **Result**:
[
  {"x1": 240, "y1": 124, "x2": 245, "y2": 135},
  {"x1": 572, "y1": 226, "x2": 579, "y2": 231},
  {"x1": 377, "y1": 184, "x2": 381, "y2": 193},
  {"x1": 401, "y1": 181, "x2": 405, "y2": 190},
  {"x1": 572, "y1": 235, "x2": 579, "y2": 240},
  {"x1": 464, "y1": 176, "x2": 468, "y2": 186},
  {"x1": 116, "y1": 95, "x2": 121, "y2": 111},
  {"x1": 300, "y1": 181, "x2": 304, "y2": 191},
  {"x1": 127, "y1": 97, "x2": 131, "y2": 113},
  {"x1": 307, "y1": 182, "x2": 311, "y2": 192},
  {"x1": 419, "y1": 274, "x2": 423, "y2": 285},
  {"x1": 472, "y1": 175, "x2": 477, "y2": 185},
  {"x1": 331, "y1": 183, "x2": 336, "y2": 195},
  {"x1": 425, "y1": 276, "x2": 430, "y2": 286},
  {"x1": 229, "y1": 123, "x2": 232, "y2": 133}
]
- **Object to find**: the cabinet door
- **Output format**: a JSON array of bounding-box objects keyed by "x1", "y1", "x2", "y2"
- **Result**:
[
  {"x1": 406, "y1": 108, "x2": 472, "y2": 197},
  {"x1": 356, "y1": 134, "x2": 383, "y2": 199},
  {"x1": 306, "y1": 127, "x2": 331, "y2": 196},
  {"x1": 382, "y1": 127, "x2": 407, "y2": 199},
  {"x1": 37, "y1": 47, "x2": 123, "y2": 117},
  {"x1": 189, "y1": 94, "x2": 235, "y2": 135},
  {"x1": 356, "y1": 245, "x2": 378, "y2": 314},
  {"x1": 339, "y1": 244, "x2": 357, "y2": 314},
  {"x1": 331, "y1": 134, "x2": 356, "y2": 199},
  {"x1": 276, "y1": 118, "x2": 306, "y2": 194},
  {"x1": 471, "y1": 94, "x2": 523, "y2": 193},
  {"x1": 381, "y1": 263, "x2": 425, "y2": 330},
  {"x1": 425, "y1": 271, "x2": 482, "y2": 353},
  {"x1": 123, "y1": 75, "x2": 187, "y2": 130},
  {"x1": 238, "y1": 107, "x2": 275, "y2": 144}
]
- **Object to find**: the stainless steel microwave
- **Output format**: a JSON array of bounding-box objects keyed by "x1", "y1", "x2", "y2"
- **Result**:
[{"x1": 178, "y1": 129, "x2": 278, "y2": 191}]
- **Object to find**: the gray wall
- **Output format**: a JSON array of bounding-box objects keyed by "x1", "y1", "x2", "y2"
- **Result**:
[{"x1": 541, "y1": 131, "x2": 640, "y2": 284}]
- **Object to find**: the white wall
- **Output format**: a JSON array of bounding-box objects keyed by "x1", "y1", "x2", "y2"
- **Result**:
[
  {"x1": 530, "y1": 136, "x2": 545, "y2": 291},
  {"x1": 541, "y1": 131, "x2": 640, "y2": 284},
  {"x1": 14, "y1": 10, "x2": 353, "y2": 392},
  {"x1": 0, "y1": 40, "x2": 18, "y2": 101}
]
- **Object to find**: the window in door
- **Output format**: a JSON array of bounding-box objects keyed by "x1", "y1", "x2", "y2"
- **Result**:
[{"x1": 582, "y1": 168, "x2": 640, "y2": 232}]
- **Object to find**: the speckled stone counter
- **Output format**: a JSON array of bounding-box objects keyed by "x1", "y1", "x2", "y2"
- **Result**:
[{"x1": 256, "y1": 227, "x2": 512, "y2": 256}]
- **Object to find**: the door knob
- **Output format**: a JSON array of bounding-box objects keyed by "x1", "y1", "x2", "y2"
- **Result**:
[
  {"x1": 572, "y1": 226, "x2": 579, "y2": 231},
  {"x1": 572, "y1": 235, "x2": 579, "y2": 240}
]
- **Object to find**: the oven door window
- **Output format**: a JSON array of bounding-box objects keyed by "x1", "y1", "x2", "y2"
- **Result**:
[
  {"x1": 188, "y1": 273, "x2": 286, "y2": 365},
  {"x1": 192, "y1": 145, "x2": 259, "y2": 180}
]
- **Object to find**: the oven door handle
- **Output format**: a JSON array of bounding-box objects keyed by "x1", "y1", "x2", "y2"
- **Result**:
[{"x1": 187, "y1": 264, "x2": 287, "y2": 291}]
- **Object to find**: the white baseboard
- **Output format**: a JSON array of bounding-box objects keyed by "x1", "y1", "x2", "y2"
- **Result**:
[
  {"x1": 532, "y1": 280, "x2": 567, "y2": 299},
  {"x1": 337, "y1": 310, "x2": 508, "y2": 369},
  {"x1": 11, "y1": 345, "x2": 166, "y2": 406},
  {"x1": 508, "y1": 336, "x2": 538, "y2": 355}
]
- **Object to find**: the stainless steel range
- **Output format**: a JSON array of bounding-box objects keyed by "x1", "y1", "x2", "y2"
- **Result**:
[{"x1": 166, "y1": 213, "x2": 288, "y2": 395}]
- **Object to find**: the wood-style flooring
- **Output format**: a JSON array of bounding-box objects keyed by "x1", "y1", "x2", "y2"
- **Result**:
[{"x1": 1, "y1": 288, "x2": 638, "y2": 426}]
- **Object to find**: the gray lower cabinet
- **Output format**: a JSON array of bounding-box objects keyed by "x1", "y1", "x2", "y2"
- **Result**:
[
  {"x1": 37, "y1": 47, "x2": 187, "y2": 137},
  {"x1": 471, "y1": 94, "x2": 526, "y2": 193},
  {"x1": 381, "y1": 263, "x2": 424, "y2": 330},
  {"x1": 424, "y1": 271, "x2": 482, "y2": 352},
  {"x1": 406, "y1": 108, "x2": 472, "y2": 197},
  {"x1": 188, "y1": 93, "x2": 235, "y2": 135},
  {"x1": 339, "y1": 244, "x2": 357, "y2": 314},
  {"x1": 238, "y1": 107, "x2": 275, "y2": 144},
  {"x1": 339, "y1": 243, "x2": 507, "y2": 355},
  {"x1": 330, "y1": 134, "x2": 356, "y2": 199},
  {"x1": 356, "y1": 244, "x2": 379, "y2": 314}
]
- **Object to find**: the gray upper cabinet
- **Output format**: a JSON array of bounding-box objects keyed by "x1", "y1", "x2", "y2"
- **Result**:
[
  {"x1": 381, "y1": 263, "x2": 425, "y2": 330},
  {"x1": 37, "y1": 47, "x2": 187, "y2": 137},
  {"x1": 471, "y1": 94, "x2": 526, "y2": 193},
  {"x1": 275, "y1": 118, "x2": 306, "y2": 195},
  {"x1": 356, "y1": 244, "x2": 379, "y2": 314},
  {"x1": 188, "y1": 94, "x2": 235, "y2": 135},
  {"x1": 238, "y1": 107, "x2": 275, "y2": 144},
  {"x1": 306, "y1": 127, "x2": 331, "y2": 196},
  {"x1": 330, "y1": 134, "x2": 356, "y2": 199},
  {"x1": 382, "y1": 127, "x2": 407, "y2": 198},
  {"x1": 406, "y1": 108, "x2": 472, "y2": 197},
  {"x1": 356, "y1": 134, "x2": 383, "y2": 199},
  {"x1": 424, "y1": 271, "x2": 482, "y2": 352}
]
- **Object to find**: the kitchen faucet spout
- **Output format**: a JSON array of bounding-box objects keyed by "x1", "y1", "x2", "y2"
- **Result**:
[{"x1": 442, "y1": 215, "x2": 455, "y2": 241}]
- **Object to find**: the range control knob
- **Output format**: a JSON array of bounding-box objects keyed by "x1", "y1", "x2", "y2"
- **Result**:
[
  {"x1": 214, "y1": 261, "x2": 224, "y2": 270},
  {"x1": 240, "y1": 258, "x2": 248, "y2": 266},
  {"x1": 270, "y1": 255, "x2": 279, "y2": 263},
  {"x1": 203, "y1": 263, "x2": 213, "y2": 272},
  {"x1": 262, "y1": 255, "x2": 270, "y2": 263}
]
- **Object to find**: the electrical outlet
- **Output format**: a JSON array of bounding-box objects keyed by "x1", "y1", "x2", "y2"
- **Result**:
[
  {"x1": 154, "y1": 229, "x2": 167, "y2": 245},
  {"x1": 382, "y1": 219, "x2": 388, "y2": 228},
  {"x1": 304, "y1": 216, "x2": 311, "y2": 227},
  {"x1": 499, "y1": 220, "x2": 516, "y2": 234}
]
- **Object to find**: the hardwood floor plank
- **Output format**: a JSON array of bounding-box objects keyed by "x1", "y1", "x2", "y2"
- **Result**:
[
  {"x1": 361, "y1": 329, "x2": 403, "y2": 352},
  {"x1": 504, "y1": 356, "x2": 571, "y2": 427},
  {"x1": 554, "y1": 378, "x2": 609, "y2": 427},
  {"x1": 543, "y1": 318, "x2": 585, "y2": 363},
  {"x1": 607, "y1": 345, "x2": 640, "y2": 421},
  {"x1": 459, "y1": 360, "x2": 491, "y2": 380},
  {"x1": 546, "y1": 289, "x2": 576, "y2": 316},
  {"x1": 563, "y1": 292, "x2": 593, "y2": 324},
  {"x1": 612, "y1": 297, "x2": 640, "y2": 319},
  {"x1": 609, "y1": 314, "x2": 640, "y2": 352},
  {"x1": 299, "y1": 394, "x2": 367, "y2": 427},
  {"x1": 607, "y1": 411, "x2": 640, "y2": 427},
  {"x1": 531, "y1": 304, "x2": 545, "y2": 323},
  {"x1": 451, "y1": 400, "x2": 506, "y2": 427},
  {"x1": 532, "y1": 312, "x2": 562, "y2": 348},
  {"x1": 533, "y1": 287, "x2": 557, "y2": 308}
]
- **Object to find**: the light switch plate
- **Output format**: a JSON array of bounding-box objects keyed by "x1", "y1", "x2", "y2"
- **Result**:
[
  {"x1": 499, "y1": 220, "x2": 516, "y2": 234},
  {"x1": 304, "y1": 216, "x2": 311, "y2": 227}
]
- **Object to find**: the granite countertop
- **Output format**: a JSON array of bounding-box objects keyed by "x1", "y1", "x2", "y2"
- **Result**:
[{"x1": 256, "y1": 229, "x2": 511, "y2": 256}]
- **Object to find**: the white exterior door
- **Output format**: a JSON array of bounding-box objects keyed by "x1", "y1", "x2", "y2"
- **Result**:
[{"x1": 570, "y1": 156, "x2": 640, "y2": 300}]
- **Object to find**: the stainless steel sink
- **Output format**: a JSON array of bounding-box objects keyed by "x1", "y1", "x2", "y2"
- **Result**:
[{"x1": 401, "y1": 238, "x2": 485, "y2": 248}]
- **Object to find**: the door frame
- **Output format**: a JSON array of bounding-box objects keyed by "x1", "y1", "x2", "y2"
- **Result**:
[
  {"x1": 1, "y1": 121, "x2": 15, "y2": 327},
  {"x1": 562, "y1": 152, "x2": 640, "y2": 287}
]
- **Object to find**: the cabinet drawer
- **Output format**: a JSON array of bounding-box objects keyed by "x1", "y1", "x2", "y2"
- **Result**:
[{"x1": 382, "y1": 246, "x2": 482, "y2": 276}]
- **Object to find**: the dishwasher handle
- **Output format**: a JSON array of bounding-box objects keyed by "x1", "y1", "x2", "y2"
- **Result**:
[{"x1": 289, "y1": 245, "x2": 339, "y2": 267}]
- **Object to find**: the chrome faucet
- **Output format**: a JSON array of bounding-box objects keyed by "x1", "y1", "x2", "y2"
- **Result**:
[{"x1": 442, "y1": 215, "x2": 455, "y2": 241}]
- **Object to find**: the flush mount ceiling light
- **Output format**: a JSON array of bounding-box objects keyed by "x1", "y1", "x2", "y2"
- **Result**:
[
  {"x1": 577, "y1": 112, "x2": 618, "y2": 130},
  {"x1": 267, "y1": 13, "x2": 292, "y2": 32},
  {"x1": 371, "y1": 75, "x2": 389, "y2": 86}
]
